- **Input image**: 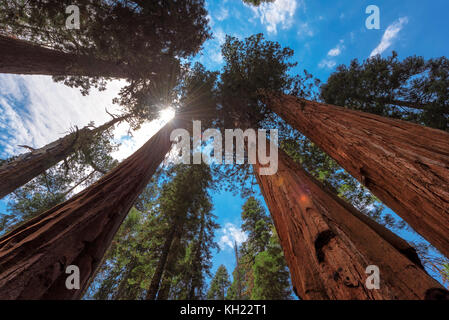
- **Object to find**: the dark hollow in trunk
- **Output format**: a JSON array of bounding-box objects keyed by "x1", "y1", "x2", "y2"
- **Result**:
[{"x1": 254, "y1": 147, "x2": 448, "y2": 300}]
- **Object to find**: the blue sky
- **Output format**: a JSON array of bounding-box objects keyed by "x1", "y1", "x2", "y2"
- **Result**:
[{"x1": 0, "y1": 0, "x2": 448, "y2": 290}]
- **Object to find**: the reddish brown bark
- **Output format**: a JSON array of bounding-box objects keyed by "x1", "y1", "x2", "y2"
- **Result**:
[
  {"x1": 0, "y1": 35, "x2": 129, "y2": 78},
  {"x1": 0, "y1": 120, "x2": 178, "y2": 299},
  {"x1": 268, "y1": 95, "x2": 449, "y2": 258},
  {"x1": 0, "y1": 115, "x2": 130, "y2": 200},
  {"x1": 254, "y1": 148, "x2": 448, "y2": 300}
]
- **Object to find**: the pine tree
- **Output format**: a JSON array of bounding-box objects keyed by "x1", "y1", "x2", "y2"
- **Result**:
[
  {"x1": 251, "y1": 228, "x2": 292, "y2": 300},
  {"x1": 146, "y1": 163, "x2": 216, "y2": 300},
  {"x1": 227, "y1": 197, "x2": 292, "y2": 300},
  {"x1": 320, "y1": 52, "x2": 448, "y2": 131},
  {"x1": 207, "y1": 265, "x2": 231, "y2": 300}
]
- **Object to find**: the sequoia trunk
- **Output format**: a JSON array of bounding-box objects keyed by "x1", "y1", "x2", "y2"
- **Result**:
[
  {"x1": 254, "y1": 147, "x2": 448, "y2": 300},
  {"x1": 0, "y1": 120, "x2": 177, "y2": 299},
  {"x1": 0, "y1": 35, "x2": 129, "y2": 78},
  {"x1": 0, "y1": 115, "x2": 129, "y2": 199},
  {"x1": 269, "y1": 95, "x2": 449, "y2": 258}
]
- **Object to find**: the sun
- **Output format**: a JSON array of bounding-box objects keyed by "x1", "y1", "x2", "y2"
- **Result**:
[{"x1": 159, "y1": 107, "x2": 176, "y2": 122}]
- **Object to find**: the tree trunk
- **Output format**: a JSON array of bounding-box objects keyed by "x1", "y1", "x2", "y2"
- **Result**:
[
  {"x1": 268, "y1": 95, "x2": 449, "y2": 258},
  {"x1": 156, "y1": 277, "x2": 172, "y2": 300},
  {"x1": 0, "y1": 119, "x2": 177, "y2": 299},
  {"x1": 0, "y1": 35, "x2": 130, "y2": 78},
  {"x1": 157, "y1": 235, "x2": 182, "y2": 300},
  {"x1": 253, "y1": 147, "x2": 449, "y2": 300},
  {"x1": 188, "y1": 211, "x2": 205, "y2": 300},
  {"x1": 146, "y1": 224, "x2": 178, "y2": 300},
  {"x1": 0, "y1": 115, "x2": 130, "y2": 199}
]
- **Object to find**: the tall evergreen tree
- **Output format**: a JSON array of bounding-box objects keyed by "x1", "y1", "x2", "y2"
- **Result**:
[
  {"x1": 146, "y1": 163, "x2": 216, "y2": 300},
  {"x1": 207, "y1": 265, "x2": 231, "y2": 300},
  {"x1": 251, "y1": 228, "x2": 292, "y2": 300},
  {"x1": 0, "y1": 119, "x2": 178, "y2": 299},
  {"x1": 227, "y1": 197, "x2": 292, "y2": 300},
  {"x1": 321, "y1": 52, "x2": 448, "y2": 131},
  {"x1": 254, "y1": 147, "x2": 447, "y2": 299}
]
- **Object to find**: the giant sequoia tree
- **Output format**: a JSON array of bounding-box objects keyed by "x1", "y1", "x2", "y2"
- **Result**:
[
  {"x1": 0, "y1": 0, "x2": 210, "y2": 88},
  {"x1": 268, "y1": 95, "x2": 449, "y2": 258},
  {"x1": 254, "y1": 147, "x2": 447, "y2": 299},
  {"x1": 219, "y1": 34, "x2": 449, "y2": 259},
  {"x1": 217, "y1": 34, "x2": 449, "y2": 299},
  {"x1": 0, "y1": 119, "x2": 180, "y2": 299}
]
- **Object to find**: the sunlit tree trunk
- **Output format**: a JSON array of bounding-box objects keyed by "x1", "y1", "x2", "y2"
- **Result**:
[
  {"x1": 268, "y1": 95, "x2": 449, "y2": 258},
  {"x1": 0, "y1": 120, "x2": 178, "y2": 299},
  {"x1": 0, "y1": 35, "x2": 129, "y2": 77},
  {"x1": 0, "y1": 115, "x2": 130, "y2": 200},
  {"x1": 253, "y1": 147, "x2": 448, "y2": 300}
]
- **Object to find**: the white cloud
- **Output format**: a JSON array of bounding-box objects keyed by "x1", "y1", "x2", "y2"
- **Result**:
[
  {"x1": 318, "y1": 59, "x2": 336, "y2": 69},
  {"x1": 0, "y1": 75, "x2": 167, "y2": 161},
  {"x1": 327, "y1": 47, "x2": 341, "y2": 57},
  {"x1": 198, "y1": 27, "x2": 226, "y2": 66},
  {"x1": 327, "y1": 39, "x2": 344, "y2": 57},
  {"x1": 215, "y1": 6, "x2": 229, "y2": 21},
  {"x1": 297, "y1": 22, "x2": 314, "y2": 38},
  {"x1": 249, "y1": 0, "x2": 299, "y2": 34},
  {"x1": 370, "y1": 17, "x2": 408, "y2": 57},
  {"x1": 318, "y1": 40, "x2": 344, "y2": 69},
  {"x1": 218, "y1": 223, "x2": 247, "y2": 250}
]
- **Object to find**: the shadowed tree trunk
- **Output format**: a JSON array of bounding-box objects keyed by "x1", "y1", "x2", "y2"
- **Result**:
[
  {"x1": 146, "y1": 224, "x2": 179, "y2": 300},
  {"x1": 156, "y1": 277, "x2": 172, "y2": 300},
  {"x1": 0, "y1": 119, "x2": 178, "y2": 299},
  {"x1": 268, "y1": 95, "x2": 449, "y2": 258},
  {"x1": 157, "y1": 235, "x2": 182, "y2": 300},
  {"x1": 0, "y1": 114, "x2": 130, "y2": 200},
  {"x1": 188, "y1": 210, "x2": 206, "y2": 300},
  {"x1": 0, "y1": 35, "x2": 130, "y2": 77},
  {"x1": 253, "y1": 147, "x2": 449, "y2": 300}
]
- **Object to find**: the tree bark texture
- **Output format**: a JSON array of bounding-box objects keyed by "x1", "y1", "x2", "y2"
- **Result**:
[
  {"x1": 269, "y1": 95, "x2": 449, "y2": 258},
  {"x1": 0, "y1": 120, "x2": 177, "y2": 299},
  {"x1": 0, "y1": 35, "x2": 129, "y2": 78},
  {"x1": 253, "y1": 147, "x2": 449, "y2": 300}
]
